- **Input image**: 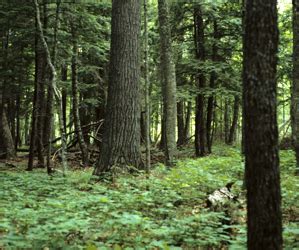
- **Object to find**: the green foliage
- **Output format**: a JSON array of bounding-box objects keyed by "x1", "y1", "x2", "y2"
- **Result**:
[{"x1": 1, "y1": 146, "x2": 298, "y2": 249}]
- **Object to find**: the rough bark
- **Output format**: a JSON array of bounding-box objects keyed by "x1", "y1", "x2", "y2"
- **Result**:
[
  {"x1": 194, "y1": 5, "x2": 206, "y2": 157},
  {"x1": 243, "y1": 0, "x2": 282, "y2": 248},
  {"x1": 158, "y1": 0, "x2": 177, "y2": 166},
  {"x1": 93, "y1": 0, "x2": 141, "y2": 176},
  {"x1": 292, "y1": 0, "x2": 299, "y2": 175}
]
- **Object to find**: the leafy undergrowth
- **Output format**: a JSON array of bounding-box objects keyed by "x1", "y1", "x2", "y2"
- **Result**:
[{"x1": 0, "y1": 146, "x2": 298, "y2": 249}]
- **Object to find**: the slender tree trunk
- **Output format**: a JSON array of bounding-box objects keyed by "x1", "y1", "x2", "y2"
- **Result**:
[
  {"x1": 0, "y1": 26, "x2": 16, "y2": 159},
  {"x1": 34, "y1": 0, "x2": 68, "y2": 175},
  {"x1": 144, "y1": 0, "x2": 151, "y2": 173},
  {"x1": 228, "y1": 96, "x2": 240, "y2": 145},
  {"x1": 93, "y1": 0, "x2": 141, "y2": 176},
  {"x1": 243, "y1": 0, "x2": 282, "y2": 248},
  {"x1": 184, "y1": 101, "x2": 192, "y2": 142},
  {"x1": 224, "y1": 99, "x2": 230, "y2": 144},
  {"x1": 158, "y1": 0, "x2": 177, "y2": 166},
  {"x1": 206, "y1": 20, "x2": 218, "y2": 153},
  {"x1": 292, "y1": 0, "x2": 299, "y2": 175},
  {"x1": 71, "y1": 24, "x2": 89, "y2": 167},
  {"x1": 177, "y1": 101, "x2": 185, "y2": 146},
  {"x1": 194, "y1": 5, "x2": 206, "y2": 157},
  {"x1": 61, "y1": 64, "x2": 68, "y2": 134}
]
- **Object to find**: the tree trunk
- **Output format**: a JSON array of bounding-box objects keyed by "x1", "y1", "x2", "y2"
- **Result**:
[
  {"x1": 228, "y1": 96, "x2": 240, "y2": 145},
  {"x1": 177, "y1": 101, "x2": 185, "y2": 146},
  {"x1": 0, "y1": 29, "x2": 15, "y2": 159},
  {"x1": 61, "y1": 64, "x2": 68, "y2": 134},
  {"x1": 194, "y1": 5, "x2": 206, "y2": 157},
  {"x1": 34, "y1": 0, "x2": 68, "y2": 175},
  {"x1": 243, "y1": 0, "x2": 282, "y2": 248},
  {"x1": 292, "y1": 0, "x2": 299, "y2": 175},
  {"x1": 71, "y1": 23, "x2": 89, "y2": 167},
  {"x1": 206, "y1": 20, "x2": 218, "y2": 153},
  {"x1": 158, "y1": 0, "x2": 177, "y2": 166},
  {"x1": 93, "y1": 0, "x2": 141, "y2": 176},
  {"x1": 143, "y1": 0, "x2": 151, "y2": 173},
  {"x1": 224, "y1": 99, "x2": 230, "y2": 144}
]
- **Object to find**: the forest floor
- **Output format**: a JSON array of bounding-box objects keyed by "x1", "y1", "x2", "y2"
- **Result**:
[{"x1": 0, "y1": 146, "x2": 298, "y2": 249}]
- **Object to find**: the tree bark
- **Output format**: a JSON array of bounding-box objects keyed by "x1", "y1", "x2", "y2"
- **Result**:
[
  {"x1": 206, "y1": 20, "x2": 218, "y2": 153},
  {"x1": 292, "y1": 0, "x2": 299, "y2": 175},
  {"x1": 158, "y1": 0, "x2": 177, "y2": 166},
  {"x1": 243, "y1": 0, "x2": 282, "y2": 248},
  {"x1": 33, "y1": 0, "x2": 68, "y2": 174},
  {"x1": 194, "y1": 5, "x2": 206, "y2": 157},
  {"x1": 228, "y1": 95, "x2": 240, "y2": 145},
  {"x1": 0, "y1": 27, "x2": 15, "y2": 159},
  {"x1": 71, "y1": 23, "x2": 89, "y2": 167},
  {"x1": 93, "y1": 0, "x2": 141, "y2": 176}
]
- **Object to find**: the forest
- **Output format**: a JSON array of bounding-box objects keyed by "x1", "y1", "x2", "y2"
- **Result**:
[{"x1": 0, "y1": 0, "x2": 298, "y2": 249}]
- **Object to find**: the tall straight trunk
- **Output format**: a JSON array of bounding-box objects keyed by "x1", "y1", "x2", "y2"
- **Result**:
[
  {"x1": 184, "y1": 101, "x2": 192, "y2": 141},
  {"x1": 292, "y1": 0, "x2": 299, "y2": 175},
  {"x1": 35, "y1": 2, "x2": 48, "y2": 167},
  {"x1": 61, "y1": 64, "x2": 68, "y2": 134},
  {"x1": 144, "y1": 0, "x2": 151, "y2": 173},
  {"x1": 177, "y1": 101, "x2": 185, "y2": 146},
  {"x1": 43, "y1": 0, "x2": 60, "y2": 149},
  {"x1": 27, "y1": 22, "x2": 39, "y2": 171},
  {"x1": 0, "y1": 26, "x2": 16, "y2": 159},
  {"x1": 194, "y1": 5, "x2": 206, "y2": 157},
  {"x1": 228, "y1": 95, "x2": 240, "y2": 145},
  {"x1": 34, "y1": 0, "x2": 68, "y2": 175},
  {"x1": 158, "y1": 0, "x2": 177, "y2": 166},
  {"x1": 224, "y1": 99, "x2": 230, "y2": 144},
  {"x1": 15, "y1": 94, "x2": 21, "y2": 150},
  {"x1": 93, "y1": 0, "x2": 141, "y2": 176},
  {"x1": 206, "y1": 20, "x2": 218, "y2": 153},
  {"x1": 71, "y1": 24, "x2": 89, "y2": 167},
  {"x1": 243, "y1": 0, "x2": 282, "y2": 248}
]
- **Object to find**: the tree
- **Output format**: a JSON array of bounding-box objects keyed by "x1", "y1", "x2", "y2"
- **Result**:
[
  {"x1": 0, "y1": 20, "x2": 16, "y2": 159},
  {"x1": 71, "y1": 17, "x2": 89, "y2": 167},
  {"x1": 93, "y1": 0, "x2": 141, "y2": 176},
  {"x1": 292, "y1": 0, "x2": 299, "y2": 175},
  {"x1": 243, "y1": 0, "x2": 283, "y2": 248},
  {"x1": 158, "y1": 0, "x2": 177, "y2": 166},
  {"x1": 194, "y1": 5, "x2": 206, "y2": 157}
]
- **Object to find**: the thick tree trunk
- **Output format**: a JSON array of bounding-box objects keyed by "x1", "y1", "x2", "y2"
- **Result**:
[
  {"x1": 292, "y1": 0, "x2": 299, "y2": 175},
  {"x1": 158, "y1": 0, "x2": 177, "y2": 166},
  {"x1": 228, "y1": 96, "x2": 240, "y2": 145},
  {"x1": 243, "y1": 0, "x2": 282, "y2": 248},
  {"x1": 194, "y1": 6, "x2": 206, "y2": 157},
  {"x1": 93, "y1": 0, "x2": 141, "y2": 176},
  {"x1": 71, "y1": 25, "x2": 89, "y2": 167}
]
